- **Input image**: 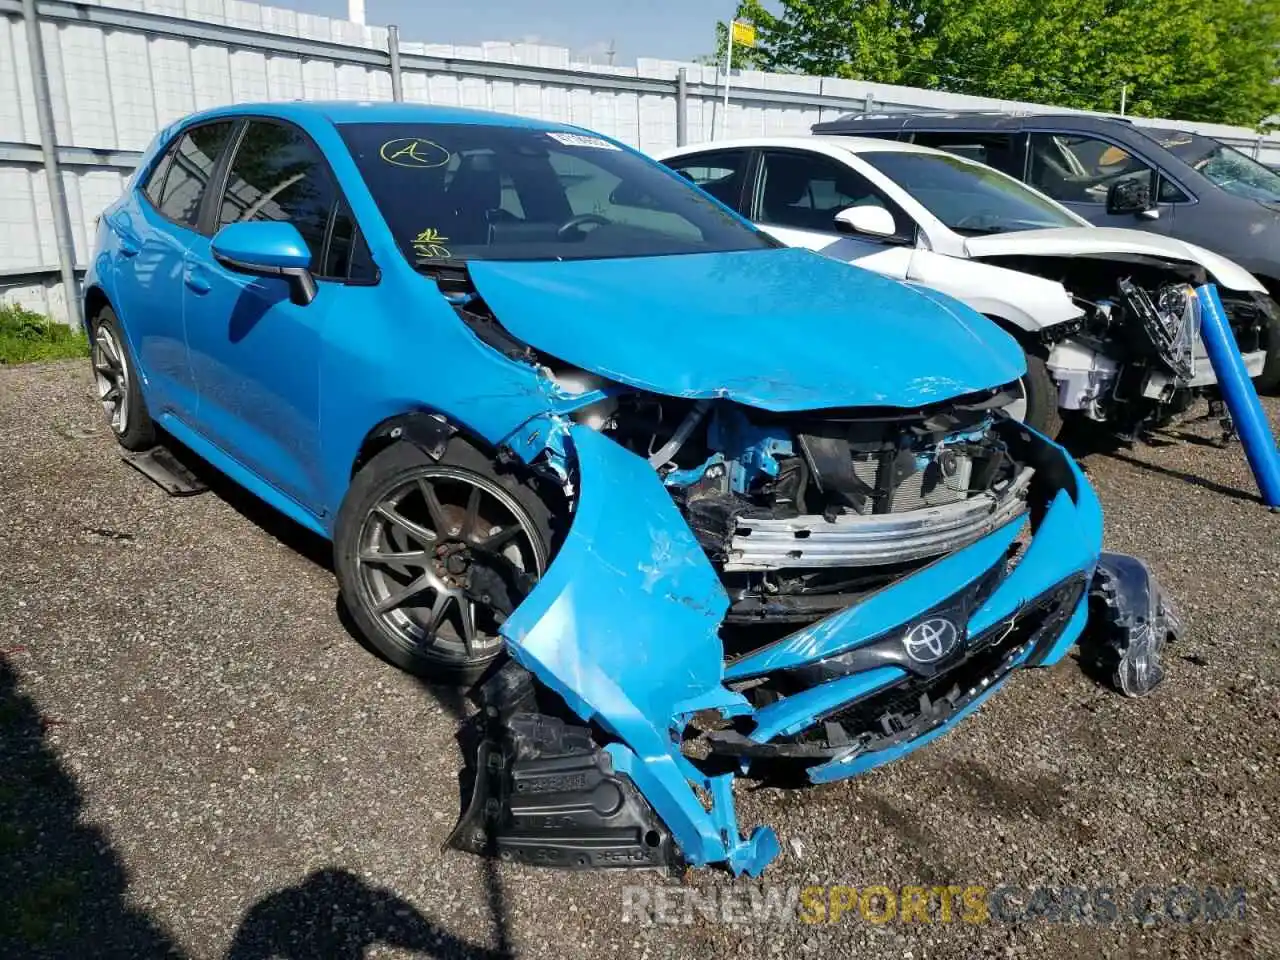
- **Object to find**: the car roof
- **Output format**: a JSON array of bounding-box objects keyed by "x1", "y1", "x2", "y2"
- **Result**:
[
  {"x1": 661, "y1": 134, "x2": 949, "y2": 158},
  {"x1": 175, "y1": 100, "x2": 578, "y2": 131},
  {"x1": 811, "y1": 111, "x2": 1135, "y2": 136}
]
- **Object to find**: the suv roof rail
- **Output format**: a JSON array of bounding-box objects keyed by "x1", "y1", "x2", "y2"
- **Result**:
[{"x1": 825, "y1": 109, "x2": 1133, "y2": 124}]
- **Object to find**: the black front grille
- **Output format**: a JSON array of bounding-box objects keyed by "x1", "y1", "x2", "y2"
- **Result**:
[{"x1": 784, "y1": 574, "x2": 1086, "y2": 752}]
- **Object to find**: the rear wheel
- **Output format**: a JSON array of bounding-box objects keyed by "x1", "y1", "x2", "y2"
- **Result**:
[
  {"x1": 334, "y1": 440, "x2": 553, "y2": 684},
  {"x1": 90, "y1": 305, "x2": 155, "y2": 451},
  {"x1": 1011, "y1": 353, "x2": 1063, "y2": 439}
]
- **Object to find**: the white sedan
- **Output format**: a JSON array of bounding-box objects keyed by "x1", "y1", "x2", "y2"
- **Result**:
[{"x1": 656, "y1": 136, "x2": 1274, "y2": 437}]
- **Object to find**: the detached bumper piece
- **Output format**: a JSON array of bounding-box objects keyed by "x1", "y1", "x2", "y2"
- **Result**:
[
  {"x1": 448, "y1": 667, "x2": 675, "y2": 871},
  {"x1": 1082, "y1": 552, "x2": 1183, "y2": 697}
]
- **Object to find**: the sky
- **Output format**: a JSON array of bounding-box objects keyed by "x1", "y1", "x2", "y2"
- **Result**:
[{"x1": 282, "y1": 0, "x2": 746, "y2": 65}]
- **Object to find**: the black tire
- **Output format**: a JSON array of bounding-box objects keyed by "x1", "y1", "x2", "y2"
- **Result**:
[
  {"x1": 334, "y1": 439, "x2": 554, "y2": 684},
  {"x1": 90, "y1": 305, "x2": 155, "y2": 451},
  {"x1": 1254, "y1": 304, "x2": 1280, "y2": 393},
  {"x1": 1018, "y1": 352, "x2": 1063, "y2": 439}
]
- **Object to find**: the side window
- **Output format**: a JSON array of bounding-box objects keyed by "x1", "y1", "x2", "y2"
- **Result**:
[
  {"x1": 662, "y1": 150, "x2": 751, "y2": 210},
  {"x1": 1027, "y1": 133, "x2": 1153, "y2": 204},
  {"x1": 1157, "y1": 176, "x2": 1191, "y2": 203},
  {"x1": 757, "y1": 150, "x2": 907, "y2": 237},
  {"x1": 154, "y1": 121, "x2": 234, "y2": 228},
  {"x1": 910, "y1": 133, "x2": 1018, "y2": 174},
  {"x1": 218, "y1": 120, "x2": 339, "y2": 272},
  {"x1": 141, "y1": 149, "x2": 173, "y2": 207}
]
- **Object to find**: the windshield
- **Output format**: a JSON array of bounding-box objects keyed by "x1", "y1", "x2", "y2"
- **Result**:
[
  {"x1": 338, "y1": 122, "x2": 773, "y2": 264},
  {"x1": 1152, "y1": 130, "x2": 1280, "y2": 204},
  {"x1": 859, "y1": 150, "x2": 1082, "y2": 234}
]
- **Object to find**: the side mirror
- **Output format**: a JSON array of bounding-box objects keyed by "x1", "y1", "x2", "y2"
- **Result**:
[
  {"x1": 1106, "y1": 178, "x2": 1152, "y2": 217},
  {"x1": 833, "y1": 205, "x2": 898, "y2": 239},
  {"x1": 211, "y1": 221, "x2": 317, "y2": 306}
]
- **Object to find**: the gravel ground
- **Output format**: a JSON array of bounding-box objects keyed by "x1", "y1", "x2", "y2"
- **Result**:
[{"x1": 1, "y1": 359, "x2": 1277, "y2": 959}]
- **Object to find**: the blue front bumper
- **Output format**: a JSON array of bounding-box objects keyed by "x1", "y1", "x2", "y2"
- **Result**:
[{"x1": 499, "y1": 423, "x2": 1103, "y2": 875}]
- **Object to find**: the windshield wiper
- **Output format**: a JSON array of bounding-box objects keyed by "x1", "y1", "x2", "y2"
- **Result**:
[{"x1": 415, "y1": 256, "x2": 472, "y2": 298}]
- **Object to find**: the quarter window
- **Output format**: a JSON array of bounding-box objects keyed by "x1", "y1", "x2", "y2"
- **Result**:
[
  {"x1": 322, "y1": 199, "x2": 377, "y2": 281},
  {"x1": 218, "y1": 121, "x2": 340, "y2": 271},
  {"x1": 909, "y1": 132, "x2": 1018, "y2": 174},
  {"x1": 1028, "y1": 133, "x2": 1153, "y2": 204},
  {"x1": 154, "y1": 121, "x2": 234, "y2": 228},
  {"x1": 757, "y1": 151, "x2": 905, "y2": 237}
]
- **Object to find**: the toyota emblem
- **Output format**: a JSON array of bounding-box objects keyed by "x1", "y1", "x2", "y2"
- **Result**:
[{"x1": 902, "y1": 617, "x2": 960, "y2": 663}]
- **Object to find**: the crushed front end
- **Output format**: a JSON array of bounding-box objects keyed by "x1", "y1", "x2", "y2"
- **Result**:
[
  {"x1": 982, "y1": 252, "x2": 1272, "y2": 436},
  {"x1": 448, "y1": 382, "x2": 1177, "y2": 874}
]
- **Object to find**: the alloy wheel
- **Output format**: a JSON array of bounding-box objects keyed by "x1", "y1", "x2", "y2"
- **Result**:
[
  {"x1": 354, "y1": 466, "x2": 547, "y2": 663},
  {"x1": 92, "y1": 327, "x2": 131, "y2": 435}
]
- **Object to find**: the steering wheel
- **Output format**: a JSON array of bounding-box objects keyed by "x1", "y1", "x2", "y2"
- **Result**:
[
  {"x1": 556, "y1": 213, "x2": 610, "y2": 239},
  {"x1": 953, "y1": 211, "x2": 996, "y2": 230}
]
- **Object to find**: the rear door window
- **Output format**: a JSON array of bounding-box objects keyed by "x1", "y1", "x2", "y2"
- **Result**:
[
  {"x1": 154, "y1": 121, "x2": 235, "y2": 228},
  {"x1": 661, "y1": 149, "x2": 752, "y2": 212}
]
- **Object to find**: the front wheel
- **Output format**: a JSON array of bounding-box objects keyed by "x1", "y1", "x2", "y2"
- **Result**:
[
  {"x1": 1254, "y1": 303, "x2": 1280, "y2": 393},
  {"x1": 334, "y1": 440, "x2": 553, "y2": 684},
  {"x1": 1009, "y1": 353, "x2": 1063, "y2": 439}
]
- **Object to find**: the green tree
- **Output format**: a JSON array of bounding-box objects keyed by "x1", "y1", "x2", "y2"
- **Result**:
[{"x1": 734, "y1": 0, "x2": 1280, "y2": 126}]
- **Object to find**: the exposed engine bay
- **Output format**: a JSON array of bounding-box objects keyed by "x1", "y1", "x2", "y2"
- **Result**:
[
  {"x1": 439, "y1": 261, "x2": 1035, "y2": 645},
  {"x1": 983, "y1": 253, "x2": 1271, "y2": 434},
  {"x1": 589, "y1": 387, "x2": 1032, "y2": 631}
]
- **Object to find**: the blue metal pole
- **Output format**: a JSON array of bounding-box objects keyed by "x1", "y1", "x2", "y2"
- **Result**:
[{"x1": 1195, "y1": 283, "x2": 1280, "y2": 510}]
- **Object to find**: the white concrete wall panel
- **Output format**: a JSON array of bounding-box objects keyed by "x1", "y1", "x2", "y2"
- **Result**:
[{"x1": 9, "y1": 0, "x2": 1280, "y2": 323}]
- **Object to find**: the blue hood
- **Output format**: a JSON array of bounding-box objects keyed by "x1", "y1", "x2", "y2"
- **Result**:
[{"x1": 467, "y1": 248, "x2": 1024, "y2": 412}]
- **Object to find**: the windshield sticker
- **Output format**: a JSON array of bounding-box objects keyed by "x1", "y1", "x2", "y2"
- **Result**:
[
  {"x1": 380, "y1": 138, "x2": 452, "y2": 169},
  {"x1": 413, "y1": 227, "x2": 452, "y2": 259},
  {"x1": 546, "y1": 132, "x2": 621, "y2": 151}
]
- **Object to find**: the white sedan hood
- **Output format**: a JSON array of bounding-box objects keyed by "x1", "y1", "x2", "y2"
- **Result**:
[{"x1": 964, "y1": 227, "x2": 1265, "y2": 293}]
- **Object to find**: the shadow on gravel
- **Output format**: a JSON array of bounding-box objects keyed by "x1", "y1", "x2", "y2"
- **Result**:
[
  {"x1": 1056, "y1": 418, "x2": 1259, "y2": 505},
  {"x1": 137, "y1": 433, "x2": 518, "y2": 957},
  {"x1": 0, "y1": 652, "x2": 182, "y2": 958},
  {"x1": 225, "y1": 867, "x2": 511, "y2": 959},
  {"x1": 1102, "y1": 449, "x2": 1260, "y2": 505},
  {"x1": 152, "y1": 429, "x2": 335, "y2": 572}
]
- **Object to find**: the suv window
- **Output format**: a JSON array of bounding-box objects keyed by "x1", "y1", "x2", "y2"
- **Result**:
[
  {"x1": 218, "y1": 120, "x2": 342, "y2": 274},
  {"x1": 662, "y1": 149, "x2": 751, "y2": 210},
  {"x1": 756, "y1": 150, "x2": 907, "y2": 237},
  {"x1": 1028, "y1": 133, "x2": 1153, "y2": 204},
  {"x1": 153, "y1": 121, "x2": 234, "y2": 227},
  {"x1": 909, "y1": 132, "x2": 1019, "y2": 175}
]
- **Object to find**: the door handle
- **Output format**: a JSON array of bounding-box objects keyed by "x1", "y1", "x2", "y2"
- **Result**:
[{"x1": 183, "y1": 266, "x2": 211, "y2": 295}]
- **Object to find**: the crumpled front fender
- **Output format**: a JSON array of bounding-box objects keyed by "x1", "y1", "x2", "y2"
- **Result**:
[{"x1": 498, "y1": 424, "x2": 778, "y2": 875}]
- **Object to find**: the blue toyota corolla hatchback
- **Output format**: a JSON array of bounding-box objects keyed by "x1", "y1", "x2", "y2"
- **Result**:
[{"x1": 87, "y1": 102, "x2": 1174, "y2": 875}]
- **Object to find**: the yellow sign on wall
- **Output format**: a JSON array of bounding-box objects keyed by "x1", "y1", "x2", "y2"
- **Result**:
[{"x1": 731, "y1": 20, "x2": 756, "y2": 47}]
